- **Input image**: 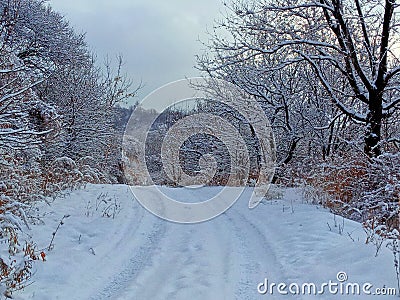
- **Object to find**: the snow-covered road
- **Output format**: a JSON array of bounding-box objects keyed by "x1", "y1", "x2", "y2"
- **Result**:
[{"x1": 19, "y1": 185, "x2": 397, "y2": 299}]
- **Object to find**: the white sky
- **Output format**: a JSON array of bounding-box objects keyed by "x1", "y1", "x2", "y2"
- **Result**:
[{"x1": 48, "y1": 0, "x2": 226, "y2": 106}]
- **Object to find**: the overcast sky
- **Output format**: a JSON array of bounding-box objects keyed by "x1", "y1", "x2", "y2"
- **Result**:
[{"x1": 48, "y1": 0, "x2": 226, "y2": 106}]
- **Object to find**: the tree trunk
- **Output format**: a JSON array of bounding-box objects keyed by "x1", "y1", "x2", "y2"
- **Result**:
[
  {"x1": 282, "y1": 138, "x2": 299, "y2": 165},
  {"x1": 364, "y1": 92, "x2": 383, "y2": 157}
]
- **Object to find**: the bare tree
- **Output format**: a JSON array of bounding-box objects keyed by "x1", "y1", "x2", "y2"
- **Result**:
[{"x1": 199, "y1": 0, "x2": 400, "y2": 157}]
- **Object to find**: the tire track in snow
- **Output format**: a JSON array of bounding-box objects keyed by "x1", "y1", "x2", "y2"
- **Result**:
[
  {"x1": 163, "y1": 227, "x2": 211, "y2": 300},
  {"x1": 126, "y1": 219, "x2": 235, "y2": 300},
  {"x1": 93, "y1": 187, "x2": 300, "y2": 300},
  {"x1": 224, "y1": 204, "x2": 303, "y2": 300},
  {"x1": 90, "y1": 209, "x2": 167, "y2": 299}
]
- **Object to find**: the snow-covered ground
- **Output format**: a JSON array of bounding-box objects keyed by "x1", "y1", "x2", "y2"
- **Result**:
[{"x1": 17, "y1": 185, "x2": 397, "y2": 299}]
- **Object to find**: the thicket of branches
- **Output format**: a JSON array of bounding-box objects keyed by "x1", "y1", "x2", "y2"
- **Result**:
[
  {"x1": 197, "y1": 0, "x2": 400, "y2": 258},
  {"x1": 0, "y1": 0, "x2": 136, "y2": 295}
]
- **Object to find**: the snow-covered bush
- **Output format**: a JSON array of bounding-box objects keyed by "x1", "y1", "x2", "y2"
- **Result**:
[
  {"x1": 0, "y1": 152, "x2": 105, "y2": 296},
  {"x1": 0, "y1": 0, "x2": 136, "y2": 295},
  {"x1": 42, "y1": 157, "x2": 105, "y2": 196},
  {"x1": 0, "y1": 229, "x2": 41, "y2": 295},
  {"x1": 387, "y1": 239, "x2": 400, "y2": 294},
  {"x1": 0, "y1": 150, "x2": 43, "y2": 296},
  {"x1": 303, "y1": 151, "x2": 400, "y2": 245},
  {"x1": 360, "y1": 153, "x2": 400, "y2": 245}
]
